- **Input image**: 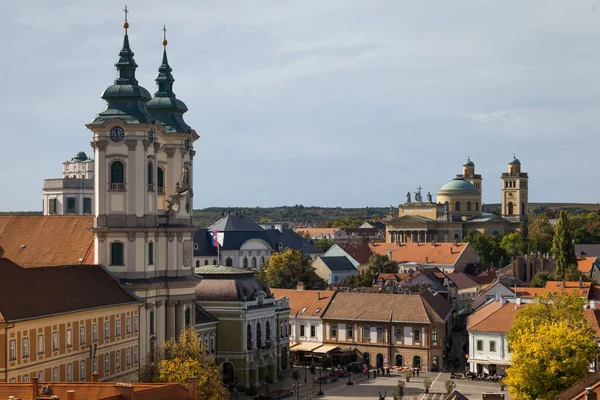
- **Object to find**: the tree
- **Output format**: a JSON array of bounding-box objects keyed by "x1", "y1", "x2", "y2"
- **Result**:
[
  {"x1": 341, "y1": 270, "x2": 374, "y2": 287},
  {"x1": 528, "y1": 214, "x2": 554, "y2": 254},
  {"x1": 529, "y1": 271, "x2": 552, "y2": 288},
  {"x1": 463, "y1": 231, "x2": 508, "y2": 268},
  {"x1": 367, "y1": 253, "x2": 399, "y2": 274},
  {"x1": 551, "y1": 211, "x2": 577, "y2": 280},
  {"x1": 500, "y1": 232, "x2": 527, "y2": 259},
  {"x1": 505, "y1": 293, "x2": 597, "y2": 400},
  {"x1": 155, "y1": 327, "x2": 229, "y2": 400},
  {"x1": 260, "y1": 249, "x2": 327, "y2": 289},
  {"x1": 445, "y1": 380, "x2": 456, "y2": 396},
  {"x1": 313, "y1": 237, "x2": 335, "y2": 252}
]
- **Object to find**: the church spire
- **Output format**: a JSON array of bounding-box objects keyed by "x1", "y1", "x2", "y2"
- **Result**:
[
  {"x1": 153, "y1": 25, "x2": 175, "y2": 98},
  {"x1": 114, "y1": 5, "x2": 139, "y2": 86}
]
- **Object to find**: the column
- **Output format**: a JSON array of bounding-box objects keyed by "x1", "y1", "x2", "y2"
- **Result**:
[
  {"x1": 175, "y1": 301, "x2": 184, "y2": 337},
  {"x1": 411, "y1": 231, "x2": 416, "y2": 242},
  {"x1": 166, "y1": 300, "x2": 176, "y2": 340},
  {"x1": 425, "y1": 231, "x2": 428, "y2": 242}
]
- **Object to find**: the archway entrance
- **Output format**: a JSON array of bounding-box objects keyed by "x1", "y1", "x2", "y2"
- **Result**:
[
  {"x1": 376, "y1": 353, "x2": 384, "y2": 369},
  {"x1": 395, "y1": 354, "x2": 403, "y2": 367},
  {"x1": 223, "y1": 362, "x2": 234, "y2": 385},
  {"x1": 363, "y1": 352, "x2": 370, "y2": 367},
  {"x1": 413, "y1": 356, "x2": 421, "y2": 369}
]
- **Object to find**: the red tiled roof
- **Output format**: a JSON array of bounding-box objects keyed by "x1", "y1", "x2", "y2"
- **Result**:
[
  {"x1": 0, "y1": 216, "x2": 94, "y2": 267},
  {"x1": 578, "y1": 256, "x2": 597, "y2": 273},
  {"x1": 447, "y1": 272, "x2": 479, "y2": 289},
  {"x1": 271, "y1": 288, "x2": 335, "y2": 317},
  {"x1": 584, "y1": 308, "x2": 600, "y2": 339},
  {"x1": 339, "y1": 243, "x2": 373, "y2": 265},
  {"x1": 0, "y1": 382, "x2": 190, "y2": 400},
  {"x1": 369, "y1": 242, "x2": 468, "y2": 265},
  {"x1": 544, "y1": 281, "x2": 592, "y2": 298},
  {"x1": 467, "y1": 301, "x2": 526, "y2": 333}
]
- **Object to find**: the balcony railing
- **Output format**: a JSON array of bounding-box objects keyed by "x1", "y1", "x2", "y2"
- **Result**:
[
  {"x1": 157, "y1": 187, "x2": 165, "y2": 195},
  {"x1": 109, "y1": 183, "x2": 126, "y2": 191}
]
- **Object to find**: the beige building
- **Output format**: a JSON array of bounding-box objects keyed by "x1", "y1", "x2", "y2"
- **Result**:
[
  {"x1": 0, "y1": 259, "x2": 141, "y2": 383},
  {"x1": 387, "y1": 157, "x2": 528, "y2": 243},
  {"x1": 194, "y1": 265, "x2": 291, "y2": 388},
  {"x1": 321, "y1": 291, "x2": 452, "y2": 372}
]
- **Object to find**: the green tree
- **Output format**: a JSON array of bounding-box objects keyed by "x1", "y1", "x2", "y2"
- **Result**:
[
  {"x1": 505, "y1": 293, "x2": 597, "y2": 400},
  {"x1": 367, "y1": 253, "x2": 399, "y2": 274},
  {"x1": 341, "y1": 270, "x2": 374, "y2": 287},
  {"x1": 325, "y1": 216, "x2": 363, "y2": 228},
  {"x1": 463, "y1": 231, "x2": 508, "y2": 268},
  {"x1": 259, "y1": 249, "x2": 327, "y2": 289},
  {"x1": 528, "y1": 214, "x2": 554, "y2": 254},
  {"x1": 155, "y1": 327, "x2": 229, "y2": 400},
  {"x1": 551, "y1": 211, "x2": 577, "y2": 280},
  {"x1": 529, "y1": 271, "x2": 553, "y2": 288},
  {"x1": 313, "y1": 237, "x2": 335, "y2": 252},
  {"x1": 500, "y1": 232, "x2": 527, "y2": 259}
]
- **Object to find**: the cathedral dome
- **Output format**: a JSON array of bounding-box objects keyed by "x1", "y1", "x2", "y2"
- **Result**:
[
  {"x1": 509, "y1": 157, "x2": 521, "y2": 165},
  {"x1": 438, "y1": 178, "x2": 479, "y2": 193},
  {"x1": 72, "y1": 151, "x2": 89, "y2": 162},
  {"x1": 195, "y1": 265, "x2": 272, "y2": 302},
  {"x1": 463, "y1": 158, "x2": 475, "y2": 167}
]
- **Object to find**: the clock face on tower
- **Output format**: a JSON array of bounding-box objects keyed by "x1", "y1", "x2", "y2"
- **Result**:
[
  {"x1": 508, "y1": 192, "x2": 514, "y2": 198},
  {"x1": 147, "y1": 128, "x2": 154, "y2": 143},
  {"x1": 109, "y1": 126, "x2": 125, "y2": 142}
]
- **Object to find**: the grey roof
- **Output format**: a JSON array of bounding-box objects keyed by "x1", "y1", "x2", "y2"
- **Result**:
[
  {"x1": 465, "y1": 213, "x2": 505, "y2": 223},
  {"x1": 209, "y1": 214, "x2": 264, "y2": 232},
  {"x1": 575, "y1": 244, "x2": 600, "y2": 257},
  {"x1": 195, "y1": 305, "x2": 218, "y2": 325},
  {"x1": 266, "y1": 229, "x2": 323, "y2": 254},
  {"x1": 195, "y1": 265, "x2": 272, "y2": 302},
  {"x1": 320, "y1": 256, "x2": 357, "y2": 272},
  {"x1": 193, "y1": 228, "x2": 218, "y2": 257}
]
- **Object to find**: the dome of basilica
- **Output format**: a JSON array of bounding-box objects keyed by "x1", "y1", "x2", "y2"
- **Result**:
[{"x1": 438, "y1": 178, "x2": 479, "y2": 193}]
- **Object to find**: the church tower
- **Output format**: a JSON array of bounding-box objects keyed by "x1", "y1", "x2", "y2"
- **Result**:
[
  {"x1": 86, "y1": 11, "x2": 198, "y2": 359},
  {"x1": 457, "y1": 158, "x2": 482, "y2": 193},
  {"x1": 501, "y1": 155, "x2": 529, "y2": 221}
]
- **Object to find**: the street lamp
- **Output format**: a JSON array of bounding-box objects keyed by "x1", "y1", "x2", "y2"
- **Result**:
[
  {"x1": 304, "y1": 363, "x2": 307, "y2": 383},
  {"x1": 317, "y1": 368, "x2": 324, "y2": 396}
]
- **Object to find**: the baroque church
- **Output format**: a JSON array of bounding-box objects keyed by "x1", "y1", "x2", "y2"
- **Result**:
[
  {"x1": 86, "y1": 15, "x2": 199, "y2": 359},
  {"x1": 386, "y1": 157, "x2": 529, "y2": 243}
]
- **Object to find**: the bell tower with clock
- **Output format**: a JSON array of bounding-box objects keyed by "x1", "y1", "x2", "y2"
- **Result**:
[
  {"x1": 501, "y1": 155, "x2": 529, "y2": 221},
  {"x1": 85, "y1": 10, "x2": 198, "y2": 359}
]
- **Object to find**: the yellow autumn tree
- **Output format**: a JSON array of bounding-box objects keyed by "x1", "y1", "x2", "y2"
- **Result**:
[
  {"x1": 157, "y1": 327, "x2": 228, "y2": 400},
  {"x1": 505, "y1": 292, "x2": 597, "y2": 400}
]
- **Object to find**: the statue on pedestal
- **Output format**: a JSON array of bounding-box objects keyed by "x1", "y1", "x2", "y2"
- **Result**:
[{"x1": 406, "y1": 191, "x2": 411, "y2": 203}]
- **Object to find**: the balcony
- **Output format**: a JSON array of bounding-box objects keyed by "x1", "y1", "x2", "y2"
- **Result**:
[{"x1": 109, "y1": 183, "x2": 126, "y2": 192}]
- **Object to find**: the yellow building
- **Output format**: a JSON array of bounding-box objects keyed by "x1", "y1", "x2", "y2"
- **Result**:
[
  {"x1": 0, "y1": 259, "x2": 141, "y2": 383},
  {"x1": 387, "y1": 157, "x2": 528, "y2": 243}
]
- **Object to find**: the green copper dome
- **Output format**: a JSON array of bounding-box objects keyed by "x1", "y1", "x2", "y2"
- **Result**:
[
  {"x1": 509, "y1": 157, "x2": 521, "y2": 165},
  {"x1": 463, "y1": 158, "x2": 475, "y2": 167},
  {"x1": 89, "y1": 30, "x2": 153, "y2": 125},
  {"x1": 438, "y1": 178, "x2": 479, "y2": 193},
  {"x1": 72, "y1": 151, "x2": 89, "y2": 162},
  {"x1": 146, "y1": 48, "x2": 192, "y2": 133}
]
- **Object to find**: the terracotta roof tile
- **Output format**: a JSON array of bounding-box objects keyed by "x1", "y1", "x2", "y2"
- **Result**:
[
  {"x1": 467, "y1": 301, "x2": 526, "y2": 333},
  {"x1": 584, "y1": 308, "x2": 600, "y2": 339},
  {"x1": 544, "y1": 280, "x2": 592, "y2": 298},
  {"x1": 0, "y1": 216, "x2": 93, "y2": 267},
  {"x1": 578, "y1": 256, "x2": 597, "y2": 273},
  {"x1": 271, "y1": 289, "x2": 336, "y2": 317},
  {"x1": 339, "y1": 243, "x2": 373, "y2": 265},
  {"x1": 513, "y1": 287, "x2": 547, "y2": 298},
  {"x1": 0, "y1": 382, "x2": 188, "y2": 400},
  {"x1": 0, "y1": 258, "x2": 139, "y2": 321},
  {"x1": 369, "y1": 242, "x2": 469, "y2": 265},
  {"x1": 557, "y1": 370, "x2": 600, "y2": 400},
  {"x1": 447, "y1": 272, "x2": 479, "y2": 289}
]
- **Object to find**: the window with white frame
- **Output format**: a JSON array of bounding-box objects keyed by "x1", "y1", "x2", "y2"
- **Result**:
[
  {"x1": 52, "y1": 332, "x2": 58, "y2": 351},
  {"x1": 9, "y1": 340, "x2": 16, "y2": 360},
  {"x1": 92, "y1": 324, "x2": 98, "y2": 342},
  {"x1": 93, "y1": 357, "x2": 97, "y2": 374},
  {"x1": 126, "y1": 316, "x2": 131, "y2": 335},
  {"x1": 126, "y1": 348, "x2": 131, "y2": 366},
  {"x1": 104, "y1": 322, "x2": 109, "y2": 340},
  {"x1": 377, "y1": 327, "x2": 384, "y2": 341},
  {"x1": 80, "y1": 360, "x2": 86, "y2": 381},
  {"x1": 52, "y1": 367, "x2": 58, "y2": 382},
  {"x1": 22, "y1": 337, "x2": 29, "y2": 358},
  {"x1": 80, "y1": 325, "x2": 85, "y2": 345},
  {"x1": 476, "y1": 340, "x2": 483, "y2": 351},
  {"x1": 134, "y1": 316, "x2": 139, "y2": 333},
  {"x1": 66, "y1": 329, "x2": 72, "y2": 348},
  {"x1": 311, "y1": 325, "x2": 316, "y2": 337},
  {"x1": 413, "y1": 329, "x2": 421, "y2": 342},
  {"x1": 347, "y1": 326, "x2": 353, "y2": 339},
  {"x1": 66, "y1": 363, "x2": 73, "y2": 382},
  {"x1": 116, "y1": 319, "x2": 121, "y2": 337},
  {"x1": 490, "y1": 341, "x2": 496, "y2": 352},
  {"x1": 9, "y1": 378, "x2": 16, "y2": 383},
  {"x1": 23, "y1": 374, "x2": 30, "y2": 383},
  {"x1": 38, "y1": 371, "x2": 44, "y2": 382},
  {"x1": 134, "y1": 345, "x2": 139, "y2": 363},
  {"x1": 37, "y1": 334, "x2": 44, "y2": 355},
  {"x1": 104, "y1": 354, "x2": 110, "y2": 373},
  {"x1": 116, "y1": 350, "x2": 121, "y2": 369}
]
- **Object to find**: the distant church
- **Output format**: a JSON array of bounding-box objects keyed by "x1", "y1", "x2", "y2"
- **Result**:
[{"x1": 386, "y1": 157, "x2": 529, "y2": 243}]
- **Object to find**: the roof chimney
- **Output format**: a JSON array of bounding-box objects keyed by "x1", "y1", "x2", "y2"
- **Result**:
[
  {"x1": 297, "y1": 281, "x2": 304, "y2": 291},
  {"x1": 585, "y1": 387, "x2": 597, "y2": 400},
  {"x1": 187, "y1": 377, "x2": 197, "y2": 400},
  {"x1": 67, "y1": 390, "x2": 75, "y2": 400},
  {"x1": 115, "y1": 384, "x2": 135, "y2": 400},
  {"x1": 425, "y1": 257, "x2": 429, "y2": 264},
  {"x1": 32, "y1": 377, "x2": 39, "y2": 400},
  {"x1": 317, "y1": 292, "x2": 321, "y2": 300},
  {"x1": 92, "y1": 372, "x2": 99, "y2": 383},
  {"x1": 579, "y1": 277, "x2": 584, "y2": 289}
]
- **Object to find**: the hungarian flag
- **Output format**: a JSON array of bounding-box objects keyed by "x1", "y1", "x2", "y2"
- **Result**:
[{"x1": 212, "y1": 230, "x2": 224, "y2": 248}]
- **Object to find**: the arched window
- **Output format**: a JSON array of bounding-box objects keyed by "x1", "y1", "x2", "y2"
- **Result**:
[
  {"x1": 432, "y1": 328, "x2": 438, "y2": 343},
  {"x1": 508, "y1": 202, "x2": 514, "y2": 215},
  {"x1": 521, "y1": 202, "x2": 526, "y2": 215},
  {"x1": 110, "y1": 161, "x2": 125, "y2": 190},
  {"x1": 251, "y1": 257, "x2": 257, "y2": 269},
  {"x1": 256, "y1": 322, "x2": 262, "y2": 348},
  {"x1": 376, "y1": 353, "x2": 384, "y2": 369},
  {"x1": 157, "y1": 167, "x2": 164, "y2": 194},
  {"x1": 363, "y1": 352, "x2": 370, "y2": 366},
  {"x1": 226, "y1": 257, "x2": 233, "y2": 267},
  {"x1": 195, "y1": 260, "x2": 200, "y2": 268},
  {"x1": 204, "y1": 260, "x2": 209, "y2": 266},
  {"x1": 413, "y1": 355, "x2": 421, "y2": 368},
  {"x1": 247, "y1": 324, "x2": 253, "y2": 350},
  {"x1": 147, "y1": 162, "x2": 153, "y2": 186},
  {"x1": 213, "y1": 259, "x2": 217, "y2": 265},
  {"x1": 395, "y1": 354, "x2": 403, "y2": 366},
  {"x1": 466, "y1": 201, "x2": 471, "y2": 211},
  {"x1": 260, "y1": 256, "x2": 265, "y2": 268},
  {"x1": 455, "y1": 201, "x2": 461, "y2": 212},
  {"x1": 266, "y1": 321, "x2": 271, "y2": 343},
  {"x1": 110, "y1": 242, "x2": 124, "y2": 266},
  {"x1": 148, "y1": 242, "x2": 154, "y2": 265},
  {"x1": 475, "y1": 201, "x2": 479, "y2": 211},
  {"x1": 243, "y1": 257, "x2": 248, "y2": 268}
]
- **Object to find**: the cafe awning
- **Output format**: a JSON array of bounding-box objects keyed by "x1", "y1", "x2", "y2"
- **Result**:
[
  {"x1": 290, "y1": 343, "x2": 323, "y2": 352},
  {"x1": 312, "y1": 344, "x2": 340, "y2": 354}
]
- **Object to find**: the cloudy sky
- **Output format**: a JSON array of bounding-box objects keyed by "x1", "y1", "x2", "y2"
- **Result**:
[{"x1": 1, "y1": 0, "x2": 599, "y2": 211}]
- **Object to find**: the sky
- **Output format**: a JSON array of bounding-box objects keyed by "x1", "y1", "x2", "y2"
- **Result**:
[{"x1": 1, "y1": 0, "x2": 600, "y2": 211}]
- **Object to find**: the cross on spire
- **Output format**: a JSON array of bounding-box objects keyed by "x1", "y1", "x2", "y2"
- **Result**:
[
  {"x1": 162, "y1": 24, "x2": 168, "y2": 48},
  {"x1": 123, "y1": 5, "x2": 129, "y2": 32}
]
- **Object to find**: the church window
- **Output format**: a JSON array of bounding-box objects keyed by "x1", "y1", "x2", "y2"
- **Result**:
[
  {"x1": 475, "y1": 201, "x2": 479, "y2": 211},
  {"x1": 455, "y1": 201, "x2": 461, "y2": 212},
  {"x1": 83, "y1": 197, "x2": 92, "y2": 214},
  {"x1": 148, "y1": 242, "x2": 154, "y2": 265},
  {"x1": 66, "y1": 197, "x2": 77, "y2": 214},
  {"x1": 252, "y1": 257, "x2": 257, "y2": 269},
  {"x1": 256, "y1": 322, "x2": 262, "y2": 347},
  {"x1": 521, "y1": 202, "x2": 526, "y2": 215},
  {"x1": 110, "y1": 242, "x2": 124, "y2": 266},
  {"x1": 157, "y1": 167, "x2": 165, "y2": 194},
  {"x1": 243, "y1": 257, "x2": 248, "y2": 268},
  {"x1": 110, "y1": 161, "x2": 125, "y2": 190},
  {"x1": 260, "y1": 256, "x2": 265, "y2": 268},
  {"x1": 247, "y1": 324, "x2": 252, "y2": 350},
  {"x1": 147, "y1": 162, "x2": 154, "y2": 190},
  {"x1": 204, "y1": 260, "x2": 208, "y2": 265},
  {"x1": 49, "y1": 198, "x2": 57, "y2": 214},
  {"x1": 226, "y1": 257, "x2": 233, "y2": 267},
  {"x1": 507, "y1": 202, "x2": 514, "y2": 215},
  {"x1": 149, "y1": 311, "x2": 155, "y2": 335},
  {"x1": 466, "y1": 201, "x2": 471, "y2": 211}
]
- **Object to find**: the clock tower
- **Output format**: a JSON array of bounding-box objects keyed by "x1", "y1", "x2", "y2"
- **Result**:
[
  {"x1": 501, "y1": 155, "x2": 529, "y2": 221},
  {"x1": 86, "y1": 12, "x2": 198, "y2": 360}
]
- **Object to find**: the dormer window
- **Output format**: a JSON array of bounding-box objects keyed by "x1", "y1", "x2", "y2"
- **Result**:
[{"x1": 315, "y1": 308, "x2": 321, "y2": 314}]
